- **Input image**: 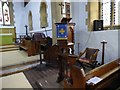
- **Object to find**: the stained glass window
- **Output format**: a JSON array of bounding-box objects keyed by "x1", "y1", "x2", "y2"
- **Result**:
[
  {"x1": 0, "y1": 0, "x2": 10, "y2": 25},
  {"x1": 0, "y1": 1, "x2": 3, "y2": 24}
]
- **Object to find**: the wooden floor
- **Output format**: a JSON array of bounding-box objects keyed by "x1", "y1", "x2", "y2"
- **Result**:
[
  {"x1": 23, "y1": 64, "x2": 92, "y2": 89},
  {"x1": 24, "y1": 64, "x2": 63, "y2": 89},
  {"x1": 1, "y1": 61, "x2": 63, "y2": 89},
  {"x1": 1, "y1": 62, "x2": 120, "y2": 90}
]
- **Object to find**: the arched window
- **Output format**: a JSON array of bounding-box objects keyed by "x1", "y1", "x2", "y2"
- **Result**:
[
  {"x1": 0, "y1": 0, "x2": 14, "y2": 25},
  {"x1": 40, "y1": 1, "x2": 48, "y2": 28},
  {"x1": 28, "y1": 11, "x2": 33, "y2": 31}
]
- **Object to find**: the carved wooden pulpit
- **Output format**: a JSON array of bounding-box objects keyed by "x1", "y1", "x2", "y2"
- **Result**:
[
  {"x1": 55, "y1": 21, "x2": 75, "y2": 83},
  {"x1": 55, "y1": 22, "x2": 75, "y2": 54},
  {"x1": 56, "y1": 22, "x2": 75, "y2": 43}
]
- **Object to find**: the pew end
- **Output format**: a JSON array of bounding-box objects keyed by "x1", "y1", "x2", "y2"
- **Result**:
[
  {"x1": 64, "y1": 58, "x2": 120, "y2": 90},
  {"x1": 86, "y1": 59, "x2": 120, "y2": 90}
]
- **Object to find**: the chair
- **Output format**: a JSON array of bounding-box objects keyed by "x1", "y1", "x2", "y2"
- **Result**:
[{"x1": 78, "y1": 48, "x2": 99, "y2": 69}]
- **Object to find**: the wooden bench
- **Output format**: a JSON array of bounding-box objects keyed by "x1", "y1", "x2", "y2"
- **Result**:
[
  {"x1": 19, "y1": 33, "x2": 47, "y2": 56},
  {"x1": 63, "y1": 55, "x2": 120, "y2": 90},
  {"x1": 19, "y1": 39, "x2": 36, "y2": 56},
  {"x1": 86, "y1": 59, "x2": 120, "y2": 90}
]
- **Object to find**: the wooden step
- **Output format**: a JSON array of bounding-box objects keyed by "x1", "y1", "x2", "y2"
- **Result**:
[{"x1": 19, "y1": 46, "x2": 28, "y2": 50}]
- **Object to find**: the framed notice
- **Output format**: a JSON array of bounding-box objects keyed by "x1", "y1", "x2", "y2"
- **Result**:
[{"x1": 65, "y1": 2, "x2": 70, "y2": 14}]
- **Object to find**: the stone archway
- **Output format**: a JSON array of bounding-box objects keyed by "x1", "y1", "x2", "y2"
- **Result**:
[
  {"x1": 40, "y1": 1, "x2": 48, "y2": 28},
  {"x1": 28, "y1": 11, "x2": 33, "y2": 31}
]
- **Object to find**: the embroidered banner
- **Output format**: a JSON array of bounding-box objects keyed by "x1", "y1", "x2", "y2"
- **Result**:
[{"x1": 56, "y1": 23, "x2": 67, "y2": 39}]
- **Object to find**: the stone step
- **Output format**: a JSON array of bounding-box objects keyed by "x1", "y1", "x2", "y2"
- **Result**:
[
  {"x1": 0, "y1": 48, "x2": 19, "y2": 52},
  {"x1": 0, "y1": 44, "x2": 19, "y2": 52},
  {"x1": 0, "y1": 45, "x2": 19, "y2": 49}
]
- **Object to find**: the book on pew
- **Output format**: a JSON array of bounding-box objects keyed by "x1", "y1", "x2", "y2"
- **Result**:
[{"x1": 86, "y1": 76, "x2": 102, "y2": 85}]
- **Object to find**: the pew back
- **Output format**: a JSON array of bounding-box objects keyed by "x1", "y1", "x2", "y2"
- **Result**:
[
  {"x1": 19, "y1": 33, "x2": 47, "y2": 56},
  {"x1": 86, "y1": 59, "x2": 120, "y2": 90},
  {"x1": 70, "y1": 65, "x2": 86, "y2": 89},
  {"x1": 86, "y1": 59, "x2": 120, "y2": 80}
]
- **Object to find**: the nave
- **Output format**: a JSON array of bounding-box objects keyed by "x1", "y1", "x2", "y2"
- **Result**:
[
  {"x1": 1, "y1": 49, "x2": 93, "y2": 89},
  {"x1": 0, "y1": 0, "x2": 120, "y2": 89},
  {"x1": 1, "y1": 49, "x2": 120, "y2": 90}
]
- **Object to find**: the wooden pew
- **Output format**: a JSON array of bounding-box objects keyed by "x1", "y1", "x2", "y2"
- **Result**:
[
  {"x1": 63, "y1": 55, "x2": 120, "y2": 90},
  {"x1": 63, "y1": 55, "x2": 86, "y2": 89},
  {"x1": 19, "y1": 38, "x2": 36, "y2": 56},
  {"x1": 64, "y1": 65, "x2": 86, "y2": 89},
  {"x1": 44, "y1": 43, "x2": 74, "y2": 67},
  {"x1": 44, "y1": 44, "x2": 59, "y2": 66},
  {"x1": 19, "y1": 33, "x2": 47, "y2": 56},
  {"x1": 86, "y1": 59, "x2": 120, "y2": 90}
]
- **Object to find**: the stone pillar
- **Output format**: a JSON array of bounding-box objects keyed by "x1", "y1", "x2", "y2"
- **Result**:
[{"x1": 51, "y1": 2, "x2": 63, "y2": 44}]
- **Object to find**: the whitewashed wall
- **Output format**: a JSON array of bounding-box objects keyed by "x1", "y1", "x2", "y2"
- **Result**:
[
  {"x1": 13, "y1": 0, "x2": 26, "y2": 37},
  {"x1": 71, "y1": 2, "x2": 119, "y2": 64},
  {"x1": 13, "y1": 0, "x2": 52, "y2": 37},
  {"x1": 12, "y1": 1, "x2": 119, "y2": 63}
]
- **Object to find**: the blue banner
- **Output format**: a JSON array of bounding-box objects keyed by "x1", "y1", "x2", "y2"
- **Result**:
[{"x1": 56, "y1": 23, "x2": 67, "y2": 39}]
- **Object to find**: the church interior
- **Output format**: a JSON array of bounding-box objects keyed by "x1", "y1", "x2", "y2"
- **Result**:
[{"x1": 0, "y1": 0, "x2": 120, "y2": 89}]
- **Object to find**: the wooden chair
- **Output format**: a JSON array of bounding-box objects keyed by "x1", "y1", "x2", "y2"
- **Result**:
[{"x1": 78, "y1": 48, "x2": 99, "y2": 69}]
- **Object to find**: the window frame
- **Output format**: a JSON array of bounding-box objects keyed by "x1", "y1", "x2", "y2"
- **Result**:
[
  {"x1": 0, "y1": 0, "x2": 14, "y2": 26},
  {"x1": 2, "y1": 1, "x2": 11, "y2": 25},
  {"x1": 100, "y1": 0, "x2": 120, "y2": 30}
]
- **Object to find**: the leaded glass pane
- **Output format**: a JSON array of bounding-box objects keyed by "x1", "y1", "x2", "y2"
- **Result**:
[
  {"x1": 114, "y1": 0, "x2": 120, "y2": 25},
  {"x1": 0, "y1": 1, "x2": 3, "y2": 24},
  {"x1": 3, "y1": 2, "x2": 10, "y2": 25},
  {"x1": 102, "y1": 0, "x2": 111, "y2": 26}
]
